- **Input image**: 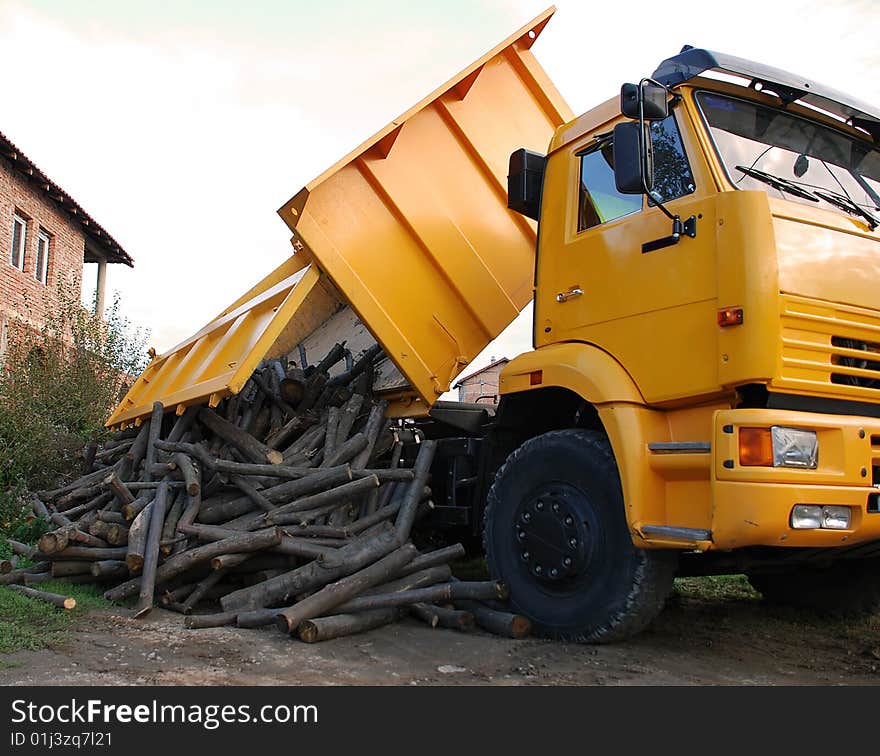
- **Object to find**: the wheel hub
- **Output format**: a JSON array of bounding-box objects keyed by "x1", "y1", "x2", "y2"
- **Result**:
[{"x1": 514, "y1": 486, "x2": 590, "y2": 582}]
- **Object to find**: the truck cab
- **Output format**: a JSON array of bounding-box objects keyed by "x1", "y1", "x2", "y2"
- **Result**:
[{"x1": 494, "y1": 46, "x2": 880, "y2": 640}]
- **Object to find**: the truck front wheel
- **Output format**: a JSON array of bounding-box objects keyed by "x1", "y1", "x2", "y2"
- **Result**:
[
  {"x1": 483, "y1": 429, "x2": 677, "y2": 643},
  {"x1": 748, "y1": 560, "x2": 880, "y2": 617}
]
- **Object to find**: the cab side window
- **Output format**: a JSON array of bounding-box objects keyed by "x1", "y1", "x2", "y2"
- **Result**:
[
  {"x1": 577, "y1": 137, "x2": 641, "y2": 231},
  {"x1": 577, "y1": 114, "x2": 694, "y2": 232}
]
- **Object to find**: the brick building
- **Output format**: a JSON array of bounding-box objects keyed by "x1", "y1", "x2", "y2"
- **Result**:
[
  {"x1": 453, "y1": 357, "x2": 509, "y2": 404},
  {"x1": 1, "y1": 129, "x2": 132, "y2": 351}
]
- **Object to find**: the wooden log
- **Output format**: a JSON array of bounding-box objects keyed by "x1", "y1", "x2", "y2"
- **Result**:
[
  {"x1": 297, "y1": 372, "x2": 327, "y2": 413},
  {"x1": 153, "y1": 440, "x2": 216, "y2": 470},
  {"x1": 350, "y1": 401, "x2": 389, "y2": 470},
  {"x1": 125, "y1": 500, "x2": 152, "y2": 573},
  {"x1": 394, "y1": 440, "x2": 437, "y2": 543},
  {"x1": 49, "y1": 511, "x2": 73, "y2": 529},
  {"x1": 335, "y1": 394, "x2": 364, "y2": 448},
  {"x1": 330, "y1": 581, "x2": 504, "y2": 614},
  {"x1": 211, "y1": 460, "x2": 312, "y2": 479},
  {"x1": 0, "y1": 556, "x2": 16, "y2": 574},
  {"x1": 0, "y1": 569, "x2": 37, "y2": 586},
  {"x1": 172, "y1": 453, "x2": 200, "y2": 496},
  {"x1": 124, "y1": 480, "x2": 186, "y2": 490},
  {"x1": 298, "y1": 609, "x2": 398, "y2": 643},
  {"x1": 167, "y1": 404, "x2": 199, "y2": 443},
  {"x1": 143, "y1": 401, "x2": 165, "y2": 482},
  {"x1": 326, "y1": 343, "x2": 382, "y2": 388},
  {"x1": 91, "y1": 560, "x2": 129, "y2": 579},
  {"x1": 97, "y1": 511, "x2": 127, "y2": 524},
  {"x1": 64, "y1": 528, "x2": 108, "y2": 549},
  {"x1": 80, "y1": 441, "x2": 98, "y2": 475},
  {"x1": 50, "y1": 561, "x2": 93, "y2": 577},
  {"x1": 275, "y1": 543, "x2": 417, "y2": 633},
  {"x1": 134, "y1": 481, "x2": 170, "y2": 618},
  {"x1": 185, "y1": 612, "x2": 237, "y2": 629},
  {"x1": 177, "y1": 491, "x2": 201, "y2": 530},
  {"x1": 55, "y1": 484, "x2": 102, "y2": 512},
  {"x1": 7, "y1": 539, "x2": 38, "y2": 560},
  {"x1": 147, "y1": 462, "x2": 177, "y2": 478},
  {"x1": 180, "y1": 523, "x2": 334, "y2": 561},
  {"x1": 38, "y1": 528, "x2": 70, "y2": 555},
  {"x1": 105, "y1": 528, "x2": 283, "y2": 602},
  {"x1": 51, "y1": 546, "x2": 128, "y2": 560},
  {"x1": 265, "y1": 410, "x2": 318, "y2": 451},
  {"x1": 62, "y1": 491, "x2": 113, "y2": 521},
  {"x1": 198, "y1": 407, "x2": 283, "y2": 465},
  {"x1": 313, "y1": 342, "x2": 348, "y2": 377},
  {"x1": 410, "y1": 604, "x2": 474, "y2": 631},
  {"x1": 323, "y1": 407, "x2": 341, "y2": 461},
  {"x1": 160, "y1": 492, "x2": 185, "y2": 555},
  {"x1": 352, "y1": 468, "x2": 415, "y2": 483},
  {"x1": 321, "y1": 433, "x2": 367, "y2": 469},
  {"x1": 395, "y1": 543, "x2": 466, "y2": 578},
  {"x1": 234, "y1": 607, "x2": 280, "y2": 628},
  {"x1": 125, "y1": 422, "x2": 151, "y2": 475},
  {"x1": 364, "y1": 565, "x2": 452, "y2": 596},
  {"x1": 22, "y1": 572, "x2": 54, "y2": 585},
  {"x1": 8, "y1": 584, "x2": 75, "y2": 610},
  {"x1": 122, "y1": 493, "x2": 152, "y2": 521},
  {"x1": 30, "y1": 495, "x2": 50, "y2": 521},
  {"x1": 454, "y1": 598, "x2": 532, "y2": 639},
  {"x1": 104, "y1": 472, "x2": 135, "y2": 506},
  {"x1": 220, "y1": 525, "x2": 399, "y2": 612},
  {"x1": 104, "y1": 523, "x2": 130, "y2": 546},
  {"x1": 210, "y1": 553, "x2": 252, "y2": 570},
  {"x1": 180, "y1": 569, "x2": 228, "y2": 614},
  {"x1": 229, "y1": 475, "x2": 274, "y2": 513},
  {"x1": 197, "y1": 465, "x2": 352, "y2": 524},
  {"x1": 267, "y1": 475, "x2": 380, "y2": 522}
]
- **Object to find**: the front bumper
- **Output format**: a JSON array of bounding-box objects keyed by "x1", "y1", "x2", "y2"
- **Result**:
[{"x1": 711, "y1": 408, "x2": 880, "y2": 549}]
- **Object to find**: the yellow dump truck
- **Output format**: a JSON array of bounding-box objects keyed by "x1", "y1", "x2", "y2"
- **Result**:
[{"x1": 109, "y1": 8, "x2": 880, "y2": 641}]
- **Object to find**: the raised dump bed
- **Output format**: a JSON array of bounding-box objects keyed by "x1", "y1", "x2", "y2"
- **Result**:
[{"x1": 108, "y1": 8, "x2": 572, "y2": 428}]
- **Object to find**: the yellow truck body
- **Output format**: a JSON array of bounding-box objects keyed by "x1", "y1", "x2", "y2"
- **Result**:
[{"x1": 107, "y1": 10, "x2": 880, "y2": 641}]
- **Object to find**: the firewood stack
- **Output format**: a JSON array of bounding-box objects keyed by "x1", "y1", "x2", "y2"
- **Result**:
[{"x1": 3, "y1": 343, "x2": 531, "y2": 642}]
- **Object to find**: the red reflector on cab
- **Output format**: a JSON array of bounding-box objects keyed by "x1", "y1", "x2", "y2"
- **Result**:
[
  {"x1": 718, "y1": 307, "x2": 744, "y2": 327},
  {"x1": 529, "y1": 370, "x2": 543, "y2": 386}
]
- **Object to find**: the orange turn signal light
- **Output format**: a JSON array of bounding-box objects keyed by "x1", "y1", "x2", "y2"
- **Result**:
[
  {"x1": 739, "y1": 427, "x2": 773, "y2": 466},
  {"x1": 529, "y1": 370, "x2": 543, "y2": 386},
  {"x1": 718, "y1": 307, "x2": 744, "y2": 327}
]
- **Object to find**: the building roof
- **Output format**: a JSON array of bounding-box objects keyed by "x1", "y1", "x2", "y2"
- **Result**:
[
  {"x1": 453, "y1": 357, "x2": 509, "y2": 388},
  {"x1": 0, "y1": 129, "x2": 133, "y2": 267}
]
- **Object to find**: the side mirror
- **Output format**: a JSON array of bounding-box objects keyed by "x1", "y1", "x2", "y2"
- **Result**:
[
  {"x1": 620, "y1": 81, "x2": 669, "y2": 121},
  {"x1": 613, "y1": 122, "x2": 653, "y2": 194},
  {"x1": 507, "y1": 148, "x2": 546, "y2": 221}
]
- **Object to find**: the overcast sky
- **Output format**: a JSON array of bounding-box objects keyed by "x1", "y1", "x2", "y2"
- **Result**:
[{"x1": 1, "y1": 0, "x2": 878, "y2": 387}]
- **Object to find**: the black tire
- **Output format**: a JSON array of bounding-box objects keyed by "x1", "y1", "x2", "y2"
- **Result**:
[
  {"x1": 483, "y1": 429, "x2": 677, "y2": 643},
  {"x1": 748, "y1": 559, "x2": 880, "y2": 617}
]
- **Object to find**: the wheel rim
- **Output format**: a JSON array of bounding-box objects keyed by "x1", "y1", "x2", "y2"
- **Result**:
[{"x1": 513, "y1": 482, "x2": 597, "y2": 588}]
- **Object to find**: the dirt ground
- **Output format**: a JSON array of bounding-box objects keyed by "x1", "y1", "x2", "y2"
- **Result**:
[{"x1": 2, "y1": 588, "x2": 880, "y2": 686}]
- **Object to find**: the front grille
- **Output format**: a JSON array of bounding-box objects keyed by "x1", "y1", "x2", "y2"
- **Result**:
[
  {"x1": 830, "y1": 337, "x2": 880, "y2": 389},
  {"x1": 777, "y1": 295, "x2": 880, "y2": 401}
]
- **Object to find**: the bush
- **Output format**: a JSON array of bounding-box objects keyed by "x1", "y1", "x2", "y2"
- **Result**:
[{"x1": 0, "y1": 278, "x2": 149, "y2": 527}]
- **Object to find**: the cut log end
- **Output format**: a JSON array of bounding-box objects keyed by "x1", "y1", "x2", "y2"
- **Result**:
[{"x1": 63, "y1": 597, "x2": 77, "y2": 610}]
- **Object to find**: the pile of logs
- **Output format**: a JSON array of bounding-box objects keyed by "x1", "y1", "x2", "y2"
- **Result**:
[{"x1": 2, "y1": 344, "x2": 530, "y2": 642}]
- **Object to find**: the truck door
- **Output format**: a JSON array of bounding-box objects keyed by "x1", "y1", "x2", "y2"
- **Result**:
[{"x1": 537, "y1": 111, "x2": 720, "y2": 405}]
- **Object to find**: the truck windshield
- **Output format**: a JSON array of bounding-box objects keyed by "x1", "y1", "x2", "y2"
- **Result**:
[{"x1": 696, "y1": 91, "x2": 880, "y2": 221}]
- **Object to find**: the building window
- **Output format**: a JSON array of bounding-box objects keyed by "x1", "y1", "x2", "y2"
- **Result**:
[
  {"x1": 35, "y1": 229, "x2": 50, "y2": 284},
  {"x1": 10, "y1": 213, "x2": 27, "y2": 271}
]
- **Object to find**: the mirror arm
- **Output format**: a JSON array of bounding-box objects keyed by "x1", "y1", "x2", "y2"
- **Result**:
[{"x1": 636, "y1": 78, "x2": 697, "y2": 242}]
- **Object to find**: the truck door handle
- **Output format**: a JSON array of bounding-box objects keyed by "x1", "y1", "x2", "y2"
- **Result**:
[{"x1": 556, "y1": 287, "x2": 584, "y2": 303}]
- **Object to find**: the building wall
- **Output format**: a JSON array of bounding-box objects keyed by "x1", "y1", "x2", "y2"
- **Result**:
[
  {"x1": 0, "y1": 155, "x2": 85, "y2": 336},
  {"x1": 457, "y1": 363, "x2": 505, "y2": 404}
]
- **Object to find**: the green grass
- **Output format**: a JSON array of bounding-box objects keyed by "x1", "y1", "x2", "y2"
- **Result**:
[
  {"x1": 673, "y1": 574, "x2": 761, "y2": 602},
  {"x1": 0, "y1": 581, "x2": 111, "y2": 655}
]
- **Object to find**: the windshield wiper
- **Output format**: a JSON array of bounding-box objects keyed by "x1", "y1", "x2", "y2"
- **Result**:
[
  {"x1": 735, "y1": 165, "x2": 819, "y2": 202},
  {"x1": 814, "y1": 189, "x2": 879, "y2": 230}
]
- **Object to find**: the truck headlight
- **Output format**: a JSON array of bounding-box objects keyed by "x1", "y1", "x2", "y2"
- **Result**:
[{"x1": 739, "y1": 427, "x2": 818, "y2": 468}]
